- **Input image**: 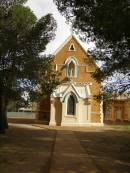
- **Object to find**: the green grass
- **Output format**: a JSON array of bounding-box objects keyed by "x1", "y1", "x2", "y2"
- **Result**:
[{"x1": 112, "y1": 125, "x2": 130, "y2": 131}]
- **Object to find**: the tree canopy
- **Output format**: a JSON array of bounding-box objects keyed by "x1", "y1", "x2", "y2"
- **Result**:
[
  {"x1": 0, "y1": 0, "x2": 57, "y2": 132},
  {"x1": 54, "y1": 0, "x2": 130, "y2": 92}
]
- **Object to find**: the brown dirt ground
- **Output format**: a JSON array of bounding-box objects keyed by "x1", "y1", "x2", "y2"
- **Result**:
[
  {"x1": 0, "y1": 122, "x2": 130, "y2": 173},
  {"x1": 0, "y1": 124, "x2": 56, "y2": 173},
  {"x1": 76, "y1": 129, "x2": 130, "y2": 173}
]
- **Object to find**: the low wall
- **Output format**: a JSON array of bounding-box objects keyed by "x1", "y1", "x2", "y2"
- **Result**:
[
  {"x1": 7, "y1": 112, "x2": 36, "y2": 119},
  {"x1": 7, "y1": 112, "x2": 37, "y2": 124}
]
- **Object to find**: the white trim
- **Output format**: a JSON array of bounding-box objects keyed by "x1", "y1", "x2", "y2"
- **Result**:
[
  {"x1": 64, "y1": 115, "x2": 77, "y2": 118},
  {"x1": 65, "y1": 57, "x2": 78, "y2": 78},
  {"x1": 87, "y1": 102, "x2": 91, "y2": 122},
  {"x1": 100, "y1": 85, "x2": 104, "y2": 124},
  {"x1": 61, "y1": 122, "x2": 104, "y2": 126},
  {"x1": 49, "y1": 122, "x2": 56, "y2": 126},
  {"x1": 52, "y1": 34, "x2": 88, "y2": 56},
  {"x1": 53, "y1": 82, "x2": 92, "y2": 100},
  {"x1": 49, "y1": 99, "x2": 56, "y2": 126},
  {"x1": 62, "y1": 81, "x2": 92, "y2": 86},
  {"x1": 65, "y1": 56, "x2": 79, "y2": 65},
  {"x1": 72, "y1": 35, "x2": 88, "y2": 55},
  {"x1": 69, "y1": 43, "x2": 76, "y2": 51},
  {"x1": 86, "y1": 85, "x2": 91, "y2": 96},
  {"x1": 64, "y1": 92, "x2": 78, "y2": 119},
  {"x1": 53, "y1": 35, "x2": 73, "y2": 55},
  {"x1": 62, "y1": 84, "x2": 80, "y2": 102},
  {"x1": 88, "y1": 123, "x2": 104, "y2": 126},
  {"x1": 100, "y1": 100, "x2": 104, "y2": 124}
]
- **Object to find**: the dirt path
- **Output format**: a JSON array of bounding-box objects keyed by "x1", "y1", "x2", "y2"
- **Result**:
[
  {"x1": 50, "y1": 130, "x2": 100, "y2": 173},
  {"x1": 0, "y1": 123, "x2": 130, "y2": 173}
]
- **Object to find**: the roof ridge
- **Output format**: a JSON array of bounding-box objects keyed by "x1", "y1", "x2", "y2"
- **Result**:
[{"x1": 52, "y1": 34, "x2": 88, "y2": 56}]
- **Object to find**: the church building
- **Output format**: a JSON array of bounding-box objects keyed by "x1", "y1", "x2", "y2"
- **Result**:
[{"x1": 40, "y1": 35, "x2": 104, "y2": 126}]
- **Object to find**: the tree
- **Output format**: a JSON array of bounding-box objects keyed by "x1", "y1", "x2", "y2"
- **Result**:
[
  {"x1": 39, "y1": 56, "x2": 60, "y2": 97},
  {"x1": 0, "y1": 0, "x2": 57, "y2": 133},
  {"x1": 54, "y1": 0, "x2": 130, "y2": 91},
  {"x1": 28, "y1": 55, "x2": 60, "y2": 101}
]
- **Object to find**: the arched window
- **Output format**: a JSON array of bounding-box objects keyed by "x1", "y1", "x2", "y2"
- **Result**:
[
  {"x1": 68, "y1": 61, "x2": 75, "y2": 77},
  {"x1": 69, "y1": 43, "x2": 76, "y2": 51},
  {"x1": 67, "y1": 95, "x2": 75, "y2": 115},
  {"x1": 65, "y1": 57, "x2": 78, "y2": 78}
]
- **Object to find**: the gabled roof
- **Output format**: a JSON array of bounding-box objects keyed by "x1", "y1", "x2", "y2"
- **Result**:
[
  {"x1": 62, "y1": 83, "x2": 81, "y2": 99},
  {"x1": 51, "y1": 82, "x2": 91, "y2": 100},
  {"x1": 53, "y1": 34, "x2": 88, "y2": 56}
]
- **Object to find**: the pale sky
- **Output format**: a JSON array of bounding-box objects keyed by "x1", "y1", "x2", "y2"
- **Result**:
[{"x1": 25, "y1": 0, "x2": 94, "y2": 55}]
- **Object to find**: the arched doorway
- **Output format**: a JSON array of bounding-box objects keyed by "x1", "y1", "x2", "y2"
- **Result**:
[{"x1": 67, "y1": 95, "x2": 75, "y2": 115}]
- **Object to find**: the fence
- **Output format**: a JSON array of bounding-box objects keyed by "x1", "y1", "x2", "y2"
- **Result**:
[{"x1": 7, "y1": 112, "x2": 36, "y2": 119}]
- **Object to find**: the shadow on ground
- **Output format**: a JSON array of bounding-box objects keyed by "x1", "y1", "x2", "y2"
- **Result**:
[
  {"x1": 0, "y1": 122, "x2": 130, "y2": 173},
  {"x1": 0, "y1": 124, "x2": 56, "y2": 173},
  {"x1": 75, "y1": 130, "x2": 130, "y2": 173}
]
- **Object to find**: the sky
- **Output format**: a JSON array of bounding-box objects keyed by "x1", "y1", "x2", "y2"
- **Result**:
[
  {"x1": 24, "y1": 1, "x2": 123, "y2": 89},
  {"x1": 25, "y1": 0, "x2": 94, "y2": 55}
]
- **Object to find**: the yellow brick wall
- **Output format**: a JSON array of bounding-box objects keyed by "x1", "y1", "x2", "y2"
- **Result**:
[
  {"x1": 106, "y1": 99, "x2": 130, "y2": 121},
  {"x1": 53, "y1": 36, "x2": 101, "y2": 122},
  {"x1": 38, "y1": 36, "x2": 101, "y2": 123}
]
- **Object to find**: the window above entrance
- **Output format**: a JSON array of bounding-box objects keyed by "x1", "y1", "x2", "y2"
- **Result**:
[{"x1": 65, "y1": 57, "x2": 78, "y2": 78}]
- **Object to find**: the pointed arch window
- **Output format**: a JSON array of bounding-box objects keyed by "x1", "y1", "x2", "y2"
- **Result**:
[
  {"x1": 68, "y1": 61, "x2": 75, "y2": 77},
  {"x1": 67, "y1": 95, "x2": 75, "y2": 115},
  {"x1": 65, "y1": 57, "x2": 78, "y2": 78},
  {"x1": 69, "y1": 43, "x2": 76, "y2": 51}
]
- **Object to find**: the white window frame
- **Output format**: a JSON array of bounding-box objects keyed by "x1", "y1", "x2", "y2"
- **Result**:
[{"x1": 69, "y1": 43, "x2": 76, "y2": 51}]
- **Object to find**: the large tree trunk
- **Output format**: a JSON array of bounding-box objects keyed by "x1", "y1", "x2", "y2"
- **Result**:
[{"x1": 0, "y1": 95, "x2": 8, "y2": 134}]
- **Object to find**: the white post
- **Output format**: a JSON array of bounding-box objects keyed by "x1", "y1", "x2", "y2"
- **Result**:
[
  {"x1": 76, "y1": 101, "x2": 81, "y2": 124},
  {"x1": 61, "y1": 102, "x2": 66, "y2": 126},
  {"x1": 87, "y1": 98, "x2": 91, "y2": 123},
  {"x1": 100, "y1": 100, "x2": 104, "y2": 124},
  {"x1": 49, "y1": 98, "x2": 56, "y2": 126}
]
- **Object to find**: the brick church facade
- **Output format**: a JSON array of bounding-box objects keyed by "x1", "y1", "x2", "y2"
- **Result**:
[{"x1": 39, "y1": 35, "x2": 104, "y2": 126}]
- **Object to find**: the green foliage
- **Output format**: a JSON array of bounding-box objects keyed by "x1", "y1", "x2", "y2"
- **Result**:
[
  {"x1": 0, "y1": 0, "x2": 57, "y2": 131},
  {"x1": 54, "y1": 0, "x2": 130, "y2": 91},
  {"x1": 0, "y1": 1, "x2": 57, "y2": 99},
  {"x1": 0, "y1": 0, "x2": 27, "y2": 8},
  {"x1": 96, "y1": 91, "x2": 113, "y2": 117},
  {"x1": 28, "y1": 55, "x2": 60, "y2": 101},
  {"x1": 39, "y1": 56, "x2": 60, "y2": 97}
]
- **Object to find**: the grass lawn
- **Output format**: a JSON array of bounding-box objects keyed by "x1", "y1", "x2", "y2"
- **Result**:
[{"x1": 112, "y1": 124, "x2": 130, "y2": 131}]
